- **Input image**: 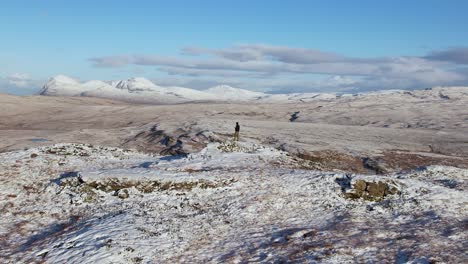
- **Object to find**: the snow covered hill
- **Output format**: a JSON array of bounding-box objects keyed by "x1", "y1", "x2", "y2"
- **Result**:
[
  {"x1": 112, "y1": 77, "x2": 160, "y2": 92},
  {"x1": 40, "y1": 76, "x2": 214, "y2": 104},
  {"x1": 39, "y1": 76, "x2": 265, "y2": 103},
  {"x1": 38, "y1": 75, "x2": 344, "y2": 103},
  {"x1": 1, "y1": 141, "x2": 467, "y2": 262},
  {"x1": 204, "y1": 84, "x2": 266, "y2": 100},
  {"x1": 38, "y1": 75, "x2": 90, "y2": 96},
  {"x1": 39, "y1": 75, "x2": 468, "y2": 104}
]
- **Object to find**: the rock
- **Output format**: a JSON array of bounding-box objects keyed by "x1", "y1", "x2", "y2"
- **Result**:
[
  {"x1": 344, "y1": 179, "x2": 400, "y2": 201},
  {"x1": 30, "y1": 153, "x2": 38, "y2": 158},
  {"x1": 354, "y1": 180, "x2": 367, "y2": 194},
  {"x1": 386, "y1": 184, "x2": 400, "y2": 195},
  {"x1": 367, "y1": 182, "x2": 387, "y2": 199},
  {"x1": 116, "y1": 189, "x2": 129, "y2": 199}
]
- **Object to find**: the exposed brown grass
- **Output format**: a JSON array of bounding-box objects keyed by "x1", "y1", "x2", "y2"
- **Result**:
[
  {"x1": 292, "y1": 149, "x2": 468, "y2": 174},
  {"x1": 294, "y1": 150, "x2": 369, "y2": 174},
  {"x1": 378, "y1": 150, "x2": 468, "y2": 171}
]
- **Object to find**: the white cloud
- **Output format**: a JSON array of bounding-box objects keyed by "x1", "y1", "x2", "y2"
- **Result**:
[
  {"x1": 89, "y1": 45, "x2": 468, "y2": 92},
  {"x1": 89, "y1": 55, "x2": 133, "y2": 68},
  {"x1": 0, "y1": 73, "x2": 43, "y2": 95},
  {"x1": 7, "y1": 73, "x2": 32, "y2": 87}
]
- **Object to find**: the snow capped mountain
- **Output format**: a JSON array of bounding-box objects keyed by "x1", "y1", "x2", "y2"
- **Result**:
[
  {"x1": 81, "y1": 80, "x2": 115, "y2": 92},
  {"x1": 161, "y1": 86, "x2": 217, "y2": 101},
  {"x1": 204, "y1": 84, "x2": 267, "y2": 100},
  {"x1": 39, "y1": 75, "x2": 86, "y2": 96},
  {"x1": 112, "y1": 77, "x2": 160, "y2": 92},
  {"x1": 39, "y1": 75, "x2": 468, "y2": 104},
  {"x1": 40, "y1": 76, "x2": 195, "y2": 104},
  {"x1": 39, "y1": 76, "x2": 268, "y2": 103}
]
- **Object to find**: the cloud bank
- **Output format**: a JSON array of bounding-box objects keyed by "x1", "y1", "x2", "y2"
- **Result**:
[
  {"x1": 0, "y1": 73, "x2": 43, "y2": 95},
  {"x1": 89, "y1": 45, "x2": 468, "y2": 93},
  {"x1": 425, "y1": 47, "x2": 468, "y2": 64}
]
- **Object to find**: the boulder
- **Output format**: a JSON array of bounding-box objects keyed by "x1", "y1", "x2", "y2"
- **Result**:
[
  {"x1": 116, "y1": 189, "x2": 129, "y2": 199},
  {"x1": 367, "y1": 181, "x2": 387, "y2": 198},
  {"x1": 344, "y1": 179, "x2": 400, "y2": 201},
  {"x1": 354, "y1": 180, "x2": 367, "y2": 194}
]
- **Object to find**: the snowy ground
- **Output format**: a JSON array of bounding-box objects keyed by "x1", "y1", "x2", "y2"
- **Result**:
[{"x1": 1, "y1": 141, "x2": 466, "y2": 263}]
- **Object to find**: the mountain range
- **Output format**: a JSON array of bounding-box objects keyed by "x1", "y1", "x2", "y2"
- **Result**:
[
  {"x1": 39, "y1": 75, "x2": 468, "y2": 104},
  {"x1": 39, "y1": 75, "x2": 268, "y2": 104}
]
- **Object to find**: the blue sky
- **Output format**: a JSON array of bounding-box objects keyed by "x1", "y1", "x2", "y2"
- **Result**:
[{"x1": 1, "y1": 0, "x2": 468, "y2": 94}]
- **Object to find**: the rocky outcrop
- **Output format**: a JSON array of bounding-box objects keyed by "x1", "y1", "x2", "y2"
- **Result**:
[
  {"x1": 216, "y1": 141, "x2": 261, "y2": 153},
  {"x1": 56, "y1": 170, "x2": 236, "y2": 203},
  {"x1": 344, "y1": 179, "x2": 400, "y2": 201},
  {"x1": 123, "y1": 123, "x2": 223, "y2": 155}
]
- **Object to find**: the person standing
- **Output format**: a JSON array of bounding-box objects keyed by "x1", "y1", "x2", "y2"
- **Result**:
[{"x1": 234, "y1": 122, "x2": 240, "y2": 141}]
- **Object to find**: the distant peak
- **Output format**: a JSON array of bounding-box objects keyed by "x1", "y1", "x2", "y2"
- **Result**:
[
  {"x1": 48, "y1": 75, "x2": 79, "y2": 84},
  {"x1": 204, "y1": 84, "x2": 266, "y2": 99},
  {"x1": 39, "y1": 75, "x2": 82, "y2": 96},
  {"x1": 114, "y1": 77, "x2": 157, "y2": 90}
]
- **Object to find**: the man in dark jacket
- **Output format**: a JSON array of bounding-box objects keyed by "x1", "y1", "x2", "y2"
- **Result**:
[{"x1": 234, "y1": 122, "x2": 240, "y2": 141}]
